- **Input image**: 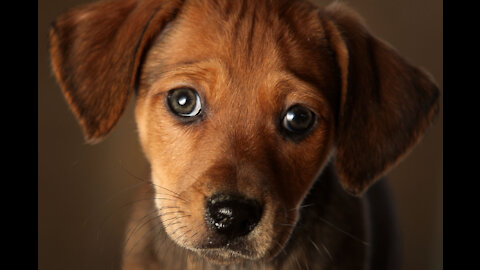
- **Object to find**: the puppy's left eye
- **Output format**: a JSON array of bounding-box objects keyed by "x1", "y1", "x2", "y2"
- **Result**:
[
  {"x1": 282, "y1": 105, "x2": 316, "y2": 134},
  {"x1": 167, "y1": 88, "x2": 202, "y2": 117}
]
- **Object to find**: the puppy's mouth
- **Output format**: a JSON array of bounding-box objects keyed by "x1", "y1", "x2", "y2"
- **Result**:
[
  {"x1": 176, "y1": 222, "x2": 266, "y2": 264},
  {"x1": 158, "y1": 191, "x2": 297, "y2": 265},
  {"x1": 194, "y1": 237, "x2": 258, "y2": 264},
  {"x1": 198, "y1": 248, "x2": 253, "y2": 264}
]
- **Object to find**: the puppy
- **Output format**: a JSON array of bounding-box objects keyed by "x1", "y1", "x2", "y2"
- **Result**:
[{"x1": 49, "y1": 0, "x2": 440, "y2": 269}]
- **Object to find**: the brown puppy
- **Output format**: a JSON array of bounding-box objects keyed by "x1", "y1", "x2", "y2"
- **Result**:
[{"x1": 49, "y1": 0, "x2": 440, "y2": 269}]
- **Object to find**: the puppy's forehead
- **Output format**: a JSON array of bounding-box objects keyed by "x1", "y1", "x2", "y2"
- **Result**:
[
  {"x1": 150, "y1": 1, "x2": 326, "y2": 69},
  {"x1": 142, "y1": 0, "x2": 338, "y2": 108}
]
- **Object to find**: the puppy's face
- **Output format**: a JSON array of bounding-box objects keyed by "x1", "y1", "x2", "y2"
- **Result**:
[
  {"x1": 135, "y1": 1, "x2": 337, "y2": 263},
  {"x1": 50, "y1": 0, "x2": 439, "y2": 266}
]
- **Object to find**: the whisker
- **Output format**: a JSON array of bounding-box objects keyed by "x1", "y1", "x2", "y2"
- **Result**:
[
  {"x1": 186, "y1": 222, "x2": 205, "y2": 241},
  {"x1": 294, "y1": 255, "x2": 301, "y2": 270},
  {"x1": 176, "y1": 223, "x2": 204, "y2": 249},
  {"x1": 190, "y1": 231, "x2": 199, "y2": 240},
  {"x1": 288, "y1": 203, "x2": 316, "y2": 212},
  {"x1": 316, "y1": 216, "x2": 370, "y2": 246},
  {"x1": 123, "y1": 213, "x2": 163, "y2": 251},
  {"x1": 318, "y1": 240, "x2": 334, "y2": 262},
  {"x1": 124, "y1": 218, "x2": 163, "y2": 258},
  {"x1": 160, "y1": 210, "x2": 186, "y2": 216},
  {"x1": 309, "y1": 238, "x2": 333, "y2": 262},
  {"x1": 123, "y1": 206, "x2": 180, "y2": 249},
  {"x1": 162, "y1": 214, "x2": 191, "y2": 224},
  {"x1": 170, "y1": 225, "x2": 188, "y2": 237},
  {"x1": 152, "y1": 222, "x2": 198, "y2": 261},
  {"x1": 123, "y1": 208, "x2": 158, "y2": 241},
  {"x1": 276, "y1": 223, "x2": 295, "y2": 227},
  {"x1": 150, "y1": 185, "x2": 190, "y2": 203},
  {"x1": 123, "y1": 196, "x2": 182, "y2": 208},
  {"x1": 309, "y1": 238, "x2": 321, "y2": 255},
  {"x1": 152, "y1": 197, "x2": 180, "y2": 202},
  {"x1": 166, "y1": 221, "x2": 183, "y2": 229},
  {"x1": 117, "y1": 160, "x2": 189, "y2": 203},
  {"x1": 83, "y1": 181, "x2": 148, "y2": 228},
  {"x1": 174, "y1": 228, "x2": 192, "y2": 244},
  {"x1": 95, "y1": 195, "x2": 183, "y2": 236},
  {"x1": 273, "y1": 239, "x2": 288, "y2": 256}
]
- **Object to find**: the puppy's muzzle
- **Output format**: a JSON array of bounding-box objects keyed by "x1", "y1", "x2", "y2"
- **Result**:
[{"x1": 205, "y1": 193, "x2": 263, "y2": 240}]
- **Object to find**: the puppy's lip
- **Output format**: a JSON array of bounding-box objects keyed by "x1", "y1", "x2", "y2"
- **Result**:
[
  {"x1": 196, "y1": 247, "x2": 255, "y2": 264},
  {"x1": 199, "y1": 238, "x2": 252, "y2": 255},
  {"x1": 188, "y1": 237, "x2": 259, "y2": 261},
  {"x1": 201, "y1": 247, "x2": 250, "y2": 257}
]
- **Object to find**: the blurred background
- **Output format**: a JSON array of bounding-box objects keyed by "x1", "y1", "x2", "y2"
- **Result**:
[{"x1": 38, "y1": 0, "x2": 443, "y2": 269}]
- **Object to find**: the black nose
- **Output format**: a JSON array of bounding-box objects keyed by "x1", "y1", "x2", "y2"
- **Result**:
[{"x1": 205, "y1": 194, "x2": 263, "y2": 239}]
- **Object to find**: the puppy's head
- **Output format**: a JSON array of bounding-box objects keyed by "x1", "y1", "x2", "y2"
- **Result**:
[{"x1": 50, "y1": 0, "x2": 439, "y2": 265}]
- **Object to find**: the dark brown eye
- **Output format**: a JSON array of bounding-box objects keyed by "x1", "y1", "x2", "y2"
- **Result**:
[
  {"x1": 167, "y1": 88, "x2": 202, "y2": 117},
  {"x1": 282, "y1": 105, "x2": 315, "y2": 134}
]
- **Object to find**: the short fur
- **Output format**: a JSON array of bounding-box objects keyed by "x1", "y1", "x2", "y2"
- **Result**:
[{"x1": 49, "y1": 0, "x2": 439, "y2": 269}]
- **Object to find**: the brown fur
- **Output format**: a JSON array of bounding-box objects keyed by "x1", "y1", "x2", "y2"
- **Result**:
[{"x1": 49, "y1": 0, "x2": 439, "y2": 269}]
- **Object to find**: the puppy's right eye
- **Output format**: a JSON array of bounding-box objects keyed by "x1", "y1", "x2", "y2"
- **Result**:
[
  {"x1": 167, "y1": 88, "x2": 202, "y2": 117},
  {"x1": 279, "y1": 104, "x2": 317, "y2": 141}
]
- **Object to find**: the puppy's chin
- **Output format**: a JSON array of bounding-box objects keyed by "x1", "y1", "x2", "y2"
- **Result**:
[
  {"x1": 197, "y1": 248, "x2": 255, "y2": 265},
  {"x1": 173, "y1": 224, "x2": 295, "y2": 265},
  {"x1": 179, "y1": 235, "x2": 266, "y2": 265}
]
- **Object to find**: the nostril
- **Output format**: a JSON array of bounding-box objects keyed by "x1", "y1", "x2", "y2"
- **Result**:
[{"x1": 205, "y1": 194, "x2": 263, "y2": 238}]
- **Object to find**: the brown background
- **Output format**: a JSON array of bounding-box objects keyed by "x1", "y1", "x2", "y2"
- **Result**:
[{"x1": 38, "y1": 0, "x2": 443, "y2": 269}]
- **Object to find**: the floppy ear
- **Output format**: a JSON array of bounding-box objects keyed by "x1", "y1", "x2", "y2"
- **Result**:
[
  {"x1": 320, "y1": 3, "x2": 440, "y2": 195},
  {"x1": 49, "y1": 0, "x2": 184, "y2": 143}
]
